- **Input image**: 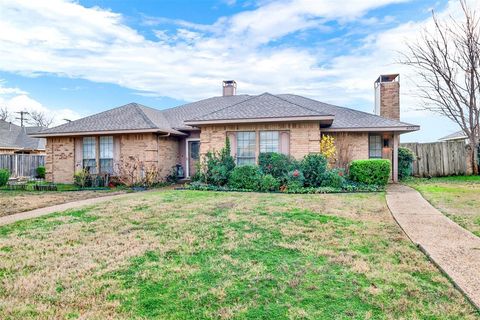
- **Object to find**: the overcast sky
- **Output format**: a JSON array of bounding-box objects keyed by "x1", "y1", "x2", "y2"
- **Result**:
[{"x1": 0, "y1": 0, "x2": 477, "y2": 142}]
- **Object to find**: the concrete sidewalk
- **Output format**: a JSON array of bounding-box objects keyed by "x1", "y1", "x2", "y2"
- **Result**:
[
  {"x1": 386, "y1": 184, "x2": 480, "y2": 310},
  {"x1": 0, "y1": 192, "x2": 136, "y2": 227}
]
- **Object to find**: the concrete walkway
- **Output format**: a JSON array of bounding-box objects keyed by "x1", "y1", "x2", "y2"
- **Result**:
[
  {"x1": 0, "y1": 192, "x2": 136, "y2": 227},
  {"x1": 386, "y1": 184, "x2": 480, "y2": 310}
]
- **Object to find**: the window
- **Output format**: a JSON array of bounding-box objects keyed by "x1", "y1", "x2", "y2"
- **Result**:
[
  {"x1": 83, "y1": 137, "x2": 96, "y2": 173},
  {"x1": 236, "y1": 131, "x2": 256, "y2": 165},
  {"x1": 260, "y1": 131, "x2": 279, "y2": 153},
  {"x1": 369, "y1": 134, "x2": 382, "y2": 159},
  {"x1": 99, "y1": 136, "x2": 114, "y2": 174}
]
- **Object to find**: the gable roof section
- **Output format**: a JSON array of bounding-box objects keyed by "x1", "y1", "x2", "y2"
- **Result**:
[
  {"x1": 439, "y1": 130, "x2": 467, "y2": 141},
  {"x1": 32, "y1": 103, "x2": 186, "y2": 137},
  {"x1": 162, "y1": 95, "x2": 252, "y2": 129},
  {"x1": 0, "y1": 120, "x2": 45, "y2": 150},
  {"x1": 278, "y1": 94, "x2": 419, "y2": 131},
  {"x1": 183, "y1": 93, "x2": 334, "y2": 125}
]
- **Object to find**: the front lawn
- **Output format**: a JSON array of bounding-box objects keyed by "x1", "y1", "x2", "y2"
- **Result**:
[
  {"x1": 0, "y1": 191, "x2": 477, "y2": 319},
  {"x1": 406, "y1": 176, "x2": 480, "y2": 237}
]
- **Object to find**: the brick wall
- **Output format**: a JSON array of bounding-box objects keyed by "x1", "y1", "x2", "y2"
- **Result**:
[
  {"x1": 46, "y1": 133, "x2": 181, "y2": 183},
  {"x1": 379, "y1": 81, "x2": 400, "y2": 120},
  {"x1": 45, "y1": 137, "x2": 75, "y2": 183},
  {"x1": 158, "y1": 136, "x2": 180, "y2": 178},
  {"x1": 327, "y1": 132, "x2": 369, "y2": 169},
  {"x1": 199, "y1": 122, "x2": 321, "y2": 160},
  {"x1": 119, "y1": 133, "x2": 180, "y2": 180}
]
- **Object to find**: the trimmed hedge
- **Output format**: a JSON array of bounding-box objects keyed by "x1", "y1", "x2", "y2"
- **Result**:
[
  {"x1": 0, "y1": 169, "x2": 10, "y2": 187},
  {"x1": 349, "y1": 159, "x2": 391, "y2": 186}
]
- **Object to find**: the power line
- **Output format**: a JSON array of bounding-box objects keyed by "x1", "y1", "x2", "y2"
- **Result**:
[{"x1": 15, "y1": 111, "x2": 29, "y2": 127}]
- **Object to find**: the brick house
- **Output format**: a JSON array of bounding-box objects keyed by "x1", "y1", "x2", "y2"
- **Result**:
[
  {"x1": 32, "y1": 74, "x2": 419, "y2": 183},
  {"x1": 0, "y1": 120, "x2": 46, "y2": 154}
]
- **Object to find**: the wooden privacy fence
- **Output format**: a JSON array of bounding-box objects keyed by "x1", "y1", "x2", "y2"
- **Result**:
[
  {"x1": 0, "y1": 154, "x2": 45, "y2": 178},
  {"x1": 400, "y1": 141, "x2": 467, "y2": 177}
]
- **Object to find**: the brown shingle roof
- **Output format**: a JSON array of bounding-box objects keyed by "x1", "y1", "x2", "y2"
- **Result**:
[{"x1": 33, "y1": 93, "x2": 419, "y2": 137}]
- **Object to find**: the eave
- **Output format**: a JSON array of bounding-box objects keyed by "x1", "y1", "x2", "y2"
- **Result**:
[
  {"x1": 30, "y1": 128, "x2": 187, "y2": 138},
  {"x1": 184, "y1": 115, "x2": 335, "y2": 126}
]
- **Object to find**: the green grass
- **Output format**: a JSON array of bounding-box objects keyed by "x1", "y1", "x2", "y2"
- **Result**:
[
  {"x1": 0, "y1": 191, "x2": 477, "y2": 319},
  {"x1": 406, "y1": 176, "x2": 480, "y2": 237}
]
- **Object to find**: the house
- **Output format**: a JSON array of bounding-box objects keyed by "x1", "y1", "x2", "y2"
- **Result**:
[
  {"x1": 0, "y1": 120, "x2": 46, "y2": 154},
  {"x1": 31, "y1": 74, "x2": 419, "y2": 183},
  {"x1": 439, "y1": 130, "x2": 468, "y2": 142}
]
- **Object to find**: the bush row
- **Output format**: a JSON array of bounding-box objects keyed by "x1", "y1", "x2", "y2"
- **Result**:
[{"x1": 190, "y1": 139, "x2": 390, "y2": 193}]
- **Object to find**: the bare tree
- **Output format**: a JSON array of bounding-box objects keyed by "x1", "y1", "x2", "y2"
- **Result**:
[
  {"x1": 28, "y1": 110, "x2": 54, "y2": 128},
  {"x1": 401, "y1": 0, "x2": 480, "y2": 174},
  {"x1": 0, "y1": 107, "x2": 10, "y2": 121}
]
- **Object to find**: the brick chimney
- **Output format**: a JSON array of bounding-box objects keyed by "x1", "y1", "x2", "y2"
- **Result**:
[
  {"x1": 374, "y1": 74, "x2": 400, "y2": 120},
  {"x1": 222, "y1": 80, "x2": 237, "y2": 96}
]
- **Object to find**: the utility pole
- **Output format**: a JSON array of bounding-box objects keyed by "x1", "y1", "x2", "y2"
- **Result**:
[{"x1": 15, "y1": 111, "x2": 29, "y2": 127}]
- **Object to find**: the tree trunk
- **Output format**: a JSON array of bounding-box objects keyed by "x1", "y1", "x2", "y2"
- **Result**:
[{"x1": 469, "y1": 137, "x2": 479, "y2": 175}]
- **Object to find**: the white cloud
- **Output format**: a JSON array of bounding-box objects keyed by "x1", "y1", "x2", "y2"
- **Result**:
[
  {"x1": 0, "y1": 0, "x2": 411, "y2": 102},
  {"x1": 0, "y1": 80, "x2": 81, "y2": 126},
  {"x1": 0, "y1": 0, "x2": 478, "y2": 140}
]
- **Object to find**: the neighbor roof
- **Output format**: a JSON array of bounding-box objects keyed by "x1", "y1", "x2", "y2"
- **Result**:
[
  {"x1": 439, "y1": 130, "x2": 467, "y2": 141},
  {"x1": 0, "y1": 120, "x2": 45, "y2": 151},
  {"x1": 32, "y1": 93, "x2": 419, "y2": 137}
]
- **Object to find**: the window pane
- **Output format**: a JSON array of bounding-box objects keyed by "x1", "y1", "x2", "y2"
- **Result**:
[
  {"x1": 369, "y1": 135, "x2": 382, "y2": 159},
  {"x1": 83, "y1": 137, "x2": 96, "y2": 160},
  {"x1": 83, "y1": 137, "x2": 96, "y2": 173},
  {"x1": 260, "y1": 131, "x2": 279, "y2": 153},
  {"x1": 100, "y1": 159, "x2": 113, "y2": 174},
  {"x1": 236, "y1": 131, "x2": 256, "y2": 165},
  {"x1": 99, "y1": 136, "x2": 113, "y2": 174},
  {"x1": 99, "y1": 136, "x2": 113, "y2": 159}
]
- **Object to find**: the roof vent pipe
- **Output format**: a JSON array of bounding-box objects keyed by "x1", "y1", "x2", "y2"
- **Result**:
[{"x1": 222, "y1": 80, "x2": 237, "y2": 97}]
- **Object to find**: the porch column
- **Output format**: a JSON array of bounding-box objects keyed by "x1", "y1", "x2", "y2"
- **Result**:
[{"x1": 393, "y1": 133, "x2": 399, "y2": 183}]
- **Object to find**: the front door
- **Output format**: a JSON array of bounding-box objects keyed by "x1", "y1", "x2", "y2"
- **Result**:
[{"x1": 188, "y1": 140, "x2": 200, "y2": 177}]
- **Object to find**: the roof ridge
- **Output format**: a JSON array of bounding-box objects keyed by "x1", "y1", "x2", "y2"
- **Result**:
[
  {"x1": 281, "y1": 94, "x2": 416, "y2": 126},
  {"x1": 188, "y1": 94, "x2": 262, "y2": 121},
  {"x1": 133, "y1": 104, "x2": 158, "y2": 129},
  {"x1": 161, "y1": 94, "x2": 251, "y2": 114},
  {"x1": 269, "y1": 93, "x2": 331, "y2": 116}
]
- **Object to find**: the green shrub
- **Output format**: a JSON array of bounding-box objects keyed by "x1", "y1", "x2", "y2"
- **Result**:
[
  {"x1": 258, "y1": 152, "x2": 297, "y2": 183},
  {"x1": 286, "y1": 169, "x2": 305, "y2": 190},
  {"x1": 301, "y1": 153, "x2": 328, "y2": 187},
  {"x1": 0, "y1": 169, "x2": 10, "y2": 187},
  {"x1": 321, "y1": 169, "x2": 345, "y2": 189},
  {"x1": 228, "y1": 165, "x2": 262, "y2": 190},
  {"x1": 398, "y1": 147, "x2": 415, "y2": 180},
  {"x1": 195, "y1": 138, "x2": 236, "y2": 186},
  {"x1": 36, "y1": 166, "x2": 46, "y2": 179},
  {"x1": 259, "y1": 174, "x2": 280, "y2": 192},
  {"x1": 74, "y1": 169, "x2": 90, "y2": 188},
  {"x1": 349, "y1": 159, "x2": 391, "y2": 186}
]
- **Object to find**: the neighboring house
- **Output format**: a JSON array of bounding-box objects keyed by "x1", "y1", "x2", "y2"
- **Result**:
[
  {"x1": 0, "y1": 120, "x2": 46, "y2": 154},
  {"x1": 439, "y1": 130, "x2": 468, "y2": 142},
  {"x1": 32, "y1": 74, "x2": 419, "y2": 183}
]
